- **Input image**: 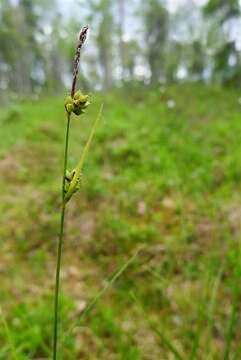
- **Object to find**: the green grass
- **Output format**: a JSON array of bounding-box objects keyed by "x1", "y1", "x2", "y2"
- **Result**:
[{"x1": 0, "y1": 84, "x2": 241, "y2": 359}]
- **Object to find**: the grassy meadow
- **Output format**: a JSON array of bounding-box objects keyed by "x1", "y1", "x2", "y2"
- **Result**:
[{"x1": 0, "y1": 84, "x2": 241, "y2": 359}]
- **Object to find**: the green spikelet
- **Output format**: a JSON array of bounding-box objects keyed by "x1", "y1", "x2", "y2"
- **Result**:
[
  {"x1": 64, "y1": 104, "x2": 103, "y2": 203},
  {"x1": 64, "y1": 90, "x2": 90, "y2": 116}
]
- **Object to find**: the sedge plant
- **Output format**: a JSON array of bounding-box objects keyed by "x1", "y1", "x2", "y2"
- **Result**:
[{"x1": 53, "y1": 26, "x2": 103, "y2": 359}]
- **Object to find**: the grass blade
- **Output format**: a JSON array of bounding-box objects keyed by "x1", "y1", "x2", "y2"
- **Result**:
[
  {"x1": 0, "y1": 306, "x2": 17, "y2": 360},
  {"x1": 223, "y1": 283, "x2": 238, "y2": 360},
  {"x1": 206, "y1": 265, "x2": 224, "y2": 357},
  {"x1": 130, "y1": 291, "x2": 184, "y2": 360},
  {"x1": 154, "y1": 327, "x2": 184, "y2": 360},
  {"x1": 63, "y1": 246, "x2": 143, "y2": 339}
]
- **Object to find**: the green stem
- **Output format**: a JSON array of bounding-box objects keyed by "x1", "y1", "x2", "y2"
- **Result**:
[
  {"x1": 53, "y1": 113, "x2": 71, "y2": 360},
  {"x1": 62, "y1": 114, "x2": 71, "y2": 201}
]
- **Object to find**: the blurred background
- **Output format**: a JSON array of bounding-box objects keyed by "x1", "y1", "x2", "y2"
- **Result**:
[
  {"x1": 1, "y1": 0, "x2": 241, "y2": 95},
  {"x1": 0, "y1": 0, "x2": 241, "y2": 359}
]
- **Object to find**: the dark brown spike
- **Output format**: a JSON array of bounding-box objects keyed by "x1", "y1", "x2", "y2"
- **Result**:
[{"x1": 71, "y1": 26, "x2": 89, "y2": 98}]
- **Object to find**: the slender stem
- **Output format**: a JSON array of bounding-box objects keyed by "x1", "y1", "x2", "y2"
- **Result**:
[
  {"x1": 53, "y1": 203, "x2": 66, "y2": 360},
  {"x1": 53, "y1": 113, "x2": 71, "y2": 360},
  {"x1": 62, "y1": 114, "x2": 71, "y2": 201},
  {"x1": 52, "y1": 26, "x2": 88, "y2": 360}
]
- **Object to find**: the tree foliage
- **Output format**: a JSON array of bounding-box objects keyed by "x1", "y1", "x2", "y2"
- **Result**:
[
  {"x1": 203, "y1": 0, "x2": 241, "y2": 85},
  {"x1": 1, "y1": 0, "x2": 241, "y2": 95},
  {"x1": 143, "y1": 0, "x2": 169, "y2": 85},
  {"x1": 204, "y1": 0, "x2": 240, "y2": 23}
]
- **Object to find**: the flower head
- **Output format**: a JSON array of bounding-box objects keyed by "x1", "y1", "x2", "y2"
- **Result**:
[{"x1": 65, "y1": 90, "x2": 90, "y2": 116}]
